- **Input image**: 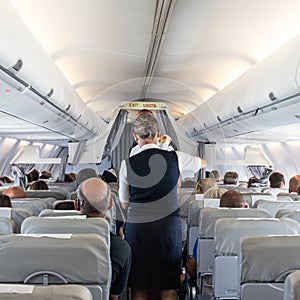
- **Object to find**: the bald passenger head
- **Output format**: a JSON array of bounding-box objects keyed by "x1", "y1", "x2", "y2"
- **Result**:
[
  {"x1": 289, "y1": 175, "x2": 300, "y2": 193},
  {"x1": 77, "y1": 178, "x2": 112, "y2": 217},
  {"x1": 3, "y1": 186, "x2": 25, "y2": 199},
  {"x1": 219, "y1": 190, "x2": 248, "y2": 208}
]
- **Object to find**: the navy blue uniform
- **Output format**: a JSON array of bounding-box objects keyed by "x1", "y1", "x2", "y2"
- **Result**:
[{"x1": 125, "y1": 148, "x2": 182, "y2": 289}]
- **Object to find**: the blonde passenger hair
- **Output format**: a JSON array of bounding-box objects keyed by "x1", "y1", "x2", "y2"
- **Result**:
[
  {"x1": 203, "y1": 187, "x2": 227, "y2": 199},
  {"x1": 196, "y1": 178, "x2": 217, "y2": 194}
]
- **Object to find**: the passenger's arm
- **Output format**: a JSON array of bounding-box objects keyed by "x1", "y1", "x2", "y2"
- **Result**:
[
  {"x1": 110, "y1": 235, "x2": 132, "y2": 296},
  {"x1": 121, "y1": 201, "x2": 129, "y2": 210}
]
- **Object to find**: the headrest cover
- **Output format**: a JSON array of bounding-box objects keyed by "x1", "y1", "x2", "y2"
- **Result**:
[
  {"x1": 76, "y1": 168, "x2": 98, "y2": 185},
  {"x1": 0, "y1": 234, "x2": 110, "y2": 284}
]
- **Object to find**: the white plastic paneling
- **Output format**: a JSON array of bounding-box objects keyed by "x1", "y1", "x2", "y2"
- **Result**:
[
  {"x1": 179, "y1": 34, "x2": 300, "y2": 136},
  {"x1": 11, "y1": 145, "x2": 61, "y2": 164},
  {"x1": 0, "y1": 0, "x2": 99, "y2": 140}
]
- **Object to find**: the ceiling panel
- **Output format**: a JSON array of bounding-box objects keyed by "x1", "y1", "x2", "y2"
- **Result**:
[{"x1": 6, "y1": 0, "x2": 300, "y2": 145}]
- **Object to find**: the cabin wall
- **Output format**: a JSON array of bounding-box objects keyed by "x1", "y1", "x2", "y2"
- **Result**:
[
  {"x1": 0, "y1": 137, "x2": 63, "y2": 179},
  {"x1": 0, "y1": 135, "x2": 300, "y2": 186},
  {"x1": 208, "y1": 141, "x2": 300, "y2": 184}
]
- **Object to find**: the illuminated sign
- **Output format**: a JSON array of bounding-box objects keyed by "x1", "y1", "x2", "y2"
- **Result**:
[{"x1": 125, "y1": 102, "x2": 161, "y2": 110}]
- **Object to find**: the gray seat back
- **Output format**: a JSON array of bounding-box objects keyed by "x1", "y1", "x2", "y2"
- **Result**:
[
  {"x1": 14, "y1": 197, "x2": 56, "y2": 208},
  {"x1": 213, "y1": 217, "x2": 299, "y2": 299},
  {"x1": 284, "y1": 270, "x2": 300, "y2": 300},
  {"x1": 21, "y1": 217, "x2": 110, "y2": 247},
  {"x1": 276, "y1": 209, "x2": 300, "y2": 222},
  {"x1": 200, "y1": 207, "x2": 271, "y2": 238},
  {"x1": 188, "y1": 200, "x2": 203, "y2": 227},
  {"x1": 178, "y1": 189, "x2": 195, "y2": 220},
  {"x1": 0, "y1": 217, "x2": 15, "y2": 234},
  {"x1": 38, "y1": 209, "x2": 81, "y2": 217},
  {"x1": 25, "y1": 190, "x2": 68, "y2": 200},
  {"x1": 241, "y1": 235, "x2": 300, "y2": 284},
  {"x1": 48, "y1": 181, "x2": 78, "y2": 192},
  {"x1": 0, "y1": 234, "x2": 110, "y2": 299},
  {"x1": 0, "y1": 284, "x2": 92, "y2": 300},
  {"x1": 197, "y1": 208, "x2": 271, "y2": 282},
  {"x1": 277, "y1": 192, "x2": 300, "y2": 201},
  {"x1": 187, "y1": 199, "x2": 203, "y2": 256},
  {"x1": 0, "y1": 208, "x2": 33, "y2": 233},
  {"x1": 12, "y1": 200, "x2": 48, "y2": 216},
  {"x1": 215, "y1": 218, "x2": 300, "y2": 256},
  {"x1": 255, "y1": 200, "x2": 300, "y2": 217}
]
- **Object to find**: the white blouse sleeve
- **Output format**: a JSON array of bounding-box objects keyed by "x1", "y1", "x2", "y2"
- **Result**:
[
  {"x1": 176, "y1": 151, "x2": 202, "y2": 173},
  {"x1": 118, "y1": 160, "x2": 130, "y2": 203}
]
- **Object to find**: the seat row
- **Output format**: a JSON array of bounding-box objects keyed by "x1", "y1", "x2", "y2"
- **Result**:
[
  {"x1": 186, "y1": 198, "x2": 300, "y2": 256},
  {"x1": 0, "y1": 217, "x2": 111, "y2": 300},
  {"x1": 0, "y1": 197, "x2": 79, "y2": 233},
  {"x1": 185, "y1": 205, "x2": 300, "y2": 299}
]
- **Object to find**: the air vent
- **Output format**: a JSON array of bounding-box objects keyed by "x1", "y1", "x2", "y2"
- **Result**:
[
  {"x1": 237, "y1": 106, "x2": 243, "y2": 113},
  {"x1": 269, "y1": 92, "x2": 277, "y2": 101},
  {"x1": 46, "y1": 88, "x2": 54, "y2": 97},
  {"x1": 12, "y1": 58, "x2": 23, "y2": 72}
]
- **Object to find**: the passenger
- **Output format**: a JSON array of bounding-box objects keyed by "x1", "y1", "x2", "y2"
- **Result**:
[
  {"x1": 119, "y1": 113, "x2": 206, "y2": 300},
  {"x1": 203, "y1": 187, "x2": 227, "y2": 199},
  {"x1": 186, "y1": 190, "x2": 247, "y2": 278},
  {"x1": 289, "y1": 175, "x2": 300, "y2": 193},
  {"x1": 2, "y1": 186, "x2": 25, "y2": 199},
  {"x1": 196, "y1": 178, "x2": 217, "y2": 194},
  {"x1": 101, "y1": 168, "x2": 118, "y2": 183},
  {"x1": 54, "y1": 201, "x2": 75, "y2": 210},
  {"x1": 64, "y1": 173, "x2": 76, "y2": 182},
  {"x1": 28, "y1": 180, "x2": 49, "y2": 190},
  {"x1": 209, "y1": 169, "x2": 222, "y2": 183},
  {"x1": 68, "y1": 173, "x2": 76, "y2": 181},
  {"x1": 262, "y1": 171, "x2": 287, "y2": 196},
  {"x1": 0, "y1": 194, "x2": 12, "y2": 207},
  {"x1": 39, "y1": 170, "x2": 52, "y2": 179},
  {"x1": 219, "y1": 190, "x2": 249, "y2": 208},
  {"x1": 247, "y1": 176, "x2": 260, "y2": 188},
  {"x1": 76, "y1": 168, "x2": 98, "y2": 186},
  {"x1": 223, "y1": 171, "x2": 239, "y2": 185},
  {"x1": 76, "y1": 177, "x2": 131, "y2": 299},
  {"x1": 26, "y1": 169, "x2": 39, "y2": 183},
  {"x1": 180, "y1": 178, "x2": 197, "y2": 188},
  {"x1": 0, "y1": 176, "x2": 14, "y2": 184}
]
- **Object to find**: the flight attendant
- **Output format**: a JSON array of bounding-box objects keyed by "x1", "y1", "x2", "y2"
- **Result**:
[{"x1": 119, "y1": 113, "x2": 205, "y2": 300}]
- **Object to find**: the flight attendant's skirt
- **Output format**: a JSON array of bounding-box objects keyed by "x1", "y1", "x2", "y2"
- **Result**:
[{"x1": 125, "y1": 215, "x2": 182, "y2": 290}]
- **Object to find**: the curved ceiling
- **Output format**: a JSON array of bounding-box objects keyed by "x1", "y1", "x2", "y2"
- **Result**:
[{"x1": 9, "y1": 0, "x2": 300, "y2": 124}]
